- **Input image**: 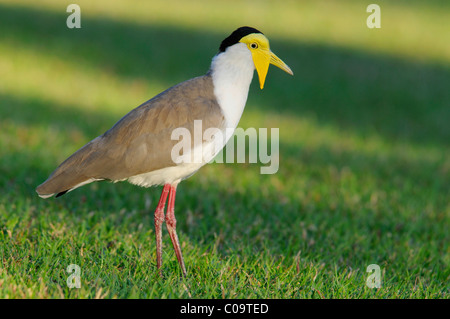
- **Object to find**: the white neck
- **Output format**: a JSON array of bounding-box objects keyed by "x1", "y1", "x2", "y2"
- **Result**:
[{"x1": 210, "y1": 43, "x2": 254, "y2": 134}]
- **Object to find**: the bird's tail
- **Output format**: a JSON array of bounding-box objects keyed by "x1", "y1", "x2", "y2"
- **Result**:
[{"x1": 36, "y1": 141, "x2": 102, "y2": 198}]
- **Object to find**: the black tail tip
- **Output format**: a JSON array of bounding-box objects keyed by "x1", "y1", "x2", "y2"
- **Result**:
[{"x1": 55, "y1": 190, "x2": 68, "y2": 198}]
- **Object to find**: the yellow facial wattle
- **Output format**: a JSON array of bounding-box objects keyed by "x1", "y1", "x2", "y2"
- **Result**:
[{"x1": 240, "y1": 33, "x2": 293, "y2": 89}]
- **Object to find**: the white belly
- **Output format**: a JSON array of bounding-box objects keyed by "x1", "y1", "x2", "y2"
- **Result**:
[
  {"x1": 127, "y1": 162, "x2": 203, "y2": 187},
  {"x1": 127, "y1": 138, "x2": 221, "y2": 187}
]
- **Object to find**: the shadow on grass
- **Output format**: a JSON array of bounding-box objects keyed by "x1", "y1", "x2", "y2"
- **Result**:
[
  {"x1": 0, "y1": 3, "x2": 448, "y2": 288},
  {"x1": 0, "y1": 92, "x2": 117, "y2": 138}
]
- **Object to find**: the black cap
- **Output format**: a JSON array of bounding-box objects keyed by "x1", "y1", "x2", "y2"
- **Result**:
[{"x1": 219, "y1": 26, "x2": 263, "y2": 52}]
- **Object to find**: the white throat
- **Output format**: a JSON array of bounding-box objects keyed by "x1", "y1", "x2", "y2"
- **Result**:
[{"x1": 210, "y1": 43, "x2": 255, "y2": 134}]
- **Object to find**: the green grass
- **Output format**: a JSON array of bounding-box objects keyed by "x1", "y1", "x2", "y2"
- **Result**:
[{"x1": 0, "y1": 0, "x2": 449, "y2": 298}]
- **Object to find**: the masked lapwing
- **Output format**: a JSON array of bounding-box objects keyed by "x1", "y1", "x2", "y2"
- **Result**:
[{"x1": 36, "y1": 26, "x2": 293, "y2": 276}]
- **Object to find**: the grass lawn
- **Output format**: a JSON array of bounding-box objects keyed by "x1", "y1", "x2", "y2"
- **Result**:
[{"x1": 0, "y1": 0, "x2": 449, "y2": 298}]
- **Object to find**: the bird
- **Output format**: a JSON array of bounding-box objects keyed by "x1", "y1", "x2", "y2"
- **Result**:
[{"x1": 36, "y1": 26, "x2": 293, "y2": 276}]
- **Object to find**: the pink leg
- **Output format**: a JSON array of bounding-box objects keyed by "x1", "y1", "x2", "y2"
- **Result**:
[
  {"x1": 165, "y1": 183, "x2": 187, "y2": 276},
  {"x1": 154, "y1": 184, "x2": 170, "y2": 275}
]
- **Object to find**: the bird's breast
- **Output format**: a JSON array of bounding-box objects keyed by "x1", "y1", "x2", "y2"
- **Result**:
[{"x1": 210, "y1": 44, "x2": 255, "y2": 132}]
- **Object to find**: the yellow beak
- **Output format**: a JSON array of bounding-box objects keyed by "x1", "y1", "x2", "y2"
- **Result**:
[{"x1": 252, "y1": 50, "x2": 293, "y2": 89}]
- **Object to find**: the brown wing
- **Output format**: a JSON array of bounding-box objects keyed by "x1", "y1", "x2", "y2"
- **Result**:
[{"x1": 36, "y1": 73, "x2": 225, "y2": 197}]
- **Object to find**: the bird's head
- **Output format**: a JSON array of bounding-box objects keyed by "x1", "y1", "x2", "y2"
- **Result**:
[{"x1": 219, "y1": 26, "x2": 293, "y2": 89}]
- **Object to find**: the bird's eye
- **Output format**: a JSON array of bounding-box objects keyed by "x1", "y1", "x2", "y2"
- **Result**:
[{"x1": 250, "y1": 43, "x2": 258, "y2": 49}]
